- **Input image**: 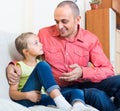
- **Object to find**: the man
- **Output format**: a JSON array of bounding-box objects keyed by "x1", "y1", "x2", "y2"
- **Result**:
[{"x1": 6, "y1": 1, "x2": 120, "y2": 111}]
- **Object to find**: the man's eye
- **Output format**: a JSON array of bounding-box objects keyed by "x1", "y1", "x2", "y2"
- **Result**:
[
  {"x1": 55, "y1": 21, "x2": 59, "y2": 24},
  {"x1": 62, "y1": 20, "x2": 68, "y2": 24},
  {"x1": 55, "y1": 20, "x2": 68, "y2": 24}
]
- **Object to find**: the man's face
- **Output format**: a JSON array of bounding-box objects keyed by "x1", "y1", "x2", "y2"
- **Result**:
[{"x1": 54, "y1": 5, "x2": 80, "y2": 39}]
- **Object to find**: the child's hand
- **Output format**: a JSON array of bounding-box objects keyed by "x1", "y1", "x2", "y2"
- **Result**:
[{"x1": 26, "y1": 90, "x2": 41, "y2": 102}]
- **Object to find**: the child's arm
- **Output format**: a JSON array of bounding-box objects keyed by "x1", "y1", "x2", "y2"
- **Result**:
[
  {"x1": 9, "y1": 66, "x2": 41, "y2": 103},
  {"x1": 9, "y1": 79, "x2": 41, "y2": 103},
  {"x1": 9, "y1": 82, "x2": 27, "y2": 100}
]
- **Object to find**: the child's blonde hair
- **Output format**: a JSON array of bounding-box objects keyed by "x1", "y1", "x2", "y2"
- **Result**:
[{"x1": 15, "y1": 32, "x2": 35, "y2": 57}]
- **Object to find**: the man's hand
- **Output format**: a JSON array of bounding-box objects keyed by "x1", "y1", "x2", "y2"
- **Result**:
[
  {"x1": 59, "y1": 64, "x2": 82, "y2": 81},
  {"x1": 6, "y1": 64, "x2": 21, "y2": 85}
]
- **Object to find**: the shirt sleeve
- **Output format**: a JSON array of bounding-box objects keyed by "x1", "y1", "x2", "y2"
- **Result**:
[
  {"x1": 81, "y1": 39, "x2": 115, "y2": 82},
  {"x1": 8, "y1": 61, "x2": 18, "y2": 65}
]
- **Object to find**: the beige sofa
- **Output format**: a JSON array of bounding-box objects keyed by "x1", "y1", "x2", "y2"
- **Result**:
[{"x1": 0, "y1": 31, "x2": 62, "y2": 111}]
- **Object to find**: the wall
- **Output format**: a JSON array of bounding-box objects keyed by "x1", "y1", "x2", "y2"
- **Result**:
[
  {"x1": 112, "y1": 0, "x2": 120, "y2": 29},
  {"x1": 112, "y1": 0, "x2": 120, "y2": 14},
  {"x1": 115, "y1": 29, "x2": 120, "y2": 74},
  {"x1": 0, "y1": 0, "x2": 91, "y2": 34},
  {"x1": 0, "y1": 0, "x2": 23, "y2": 33}
]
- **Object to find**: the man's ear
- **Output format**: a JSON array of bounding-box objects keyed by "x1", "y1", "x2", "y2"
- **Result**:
[{"x1": 76, "y1": 15, "x2": 81, "y2": 23}]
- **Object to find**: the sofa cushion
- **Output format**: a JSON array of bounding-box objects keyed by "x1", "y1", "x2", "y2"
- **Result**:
[
  {"x1": 0, "y1": 98, "x2": 30, "y2": 111},
  {"x1": 29, "y1": 105, "x2": 62, "y2": 111},
  {"x1": 0, "y1": 98, "x2": 62, "y2": 111},
  {"x1": 0, "y1": 31, "x2": 22, "y2": 99}
]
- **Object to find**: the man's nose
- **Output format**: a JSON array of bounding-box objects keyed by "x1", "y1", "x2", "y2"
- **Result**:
[{"x1": 58, "y1": 22, "x2": 63, "y2": 29}]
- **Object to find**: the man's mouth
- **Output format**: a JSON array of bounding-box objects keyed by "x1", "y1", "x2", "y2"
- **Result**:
[{"x1": 60, "y1": 28, "x2": 66, "y2": 34}]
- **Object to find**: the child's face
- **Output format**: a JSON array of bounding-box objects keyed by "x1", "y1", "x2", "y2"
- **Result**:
[{"x1": 26, "y1": 35, "x2": 43, "y2": 56}]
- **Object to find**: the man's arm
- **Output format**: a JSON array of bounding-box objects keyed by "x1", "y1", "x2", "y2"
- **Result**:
[{"x1": 6, "y1": 63, "x2": 21, "y2": 84}]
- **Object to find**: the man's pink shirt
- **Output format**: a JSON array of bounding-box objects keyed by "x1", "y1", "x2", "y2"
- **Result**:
[{"x1": 38, "y1": 25, "x2": 114, "y2": 87}]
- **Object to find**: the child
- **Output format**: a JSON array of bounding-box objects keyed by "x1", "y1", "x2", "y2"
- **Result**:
[{"x1": 9, "y1": 32, "x2": 98, "y2": 111}]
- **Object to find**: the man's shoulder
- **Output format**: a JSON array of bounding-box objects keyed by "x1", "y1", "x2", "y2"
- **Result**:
[
  {"x1": 78, "y1": 28, "x2": 99, "y2": 45},
  {"x1": 38, "y1": 25, "x2": 59, "y2": 38},
  {"x1": 80, "y1": 28, "x2": 98, "y2": 40},
  {"x1": 39, "y1": 25, "x2": 56, "y2": 32}
]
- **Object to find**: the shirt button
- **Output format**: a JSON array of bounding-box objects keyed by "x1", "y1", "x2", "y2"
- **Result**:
[
  {"x1": 66, "y1": 52, "x2": 68, "y2": 55},
  {"x1": 65, "y1": 64, "x2": 68, "y2": 68}
]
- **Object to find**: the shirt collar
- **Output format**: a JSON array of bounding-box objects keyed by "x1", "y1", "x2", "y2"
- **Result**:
[
  {"x1": 51, "y1": 24, "x2": 84, "y2": 42},
  {"x1": 50, "y1": 25, "x2": 59, "y2": 37}
]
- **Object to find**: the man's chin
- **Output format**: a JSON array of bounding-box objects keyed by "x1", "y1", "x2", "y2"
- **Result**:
[{"x1": 60, "y1": 33, "x2": 67, "y2": 38}]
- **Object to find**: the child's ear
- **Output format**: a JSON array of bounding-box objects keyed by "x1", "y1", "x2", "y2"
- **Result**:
[{"x1": 22, "y1": 49, "x2": 28, "y2": 55}]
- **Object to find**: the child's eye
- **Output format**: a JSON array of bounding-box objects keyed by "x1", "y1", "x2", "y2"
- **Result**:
[{"x1": 33, "y1": 41, "x2": 38, "y2": 45}]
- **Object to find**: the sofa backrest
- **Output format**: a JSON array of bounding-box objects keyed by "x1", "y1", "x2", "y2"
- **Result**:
[{"x1": 0, "y1": 31, "x2": 22, "y2": 99}]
